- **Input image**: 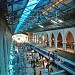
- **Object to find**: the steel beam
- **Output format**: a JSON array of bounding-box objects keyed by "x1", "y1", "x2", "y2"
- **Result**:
[
  {"x1": 7, "y1": 0, "x2": 23, "y2": 6},
  {"x1": 8, "y1": 7, "x2": 25, "y2": 14}
]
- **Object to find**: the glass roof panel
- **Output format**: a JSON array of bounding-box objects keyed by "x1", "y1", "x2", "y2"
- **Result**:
[{"x1": 14, "y1": 0, "x2": 40, "y2": 33}]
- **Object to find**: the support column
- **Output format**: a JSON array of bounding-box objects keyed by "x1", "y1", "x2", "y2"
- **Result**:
[
  {"x1": 73, "y1": 33, "x2": 75, "y2": 51},
  {"x1": 42, "y1": 35, "x2": 45, "y2": 46},
  {"x1": 73, "y1": 43, "x2": 75, "y2": 51},
  {"x1": 33, "y1": 34, "x2": 35, "y2": 43},
  {"x1": 49, "y1": 41, "x2": 52, "y2": 47},
  {"x1": 34, "y1": 34, "x2": 36, "y2": 43},
  {"x1": 44, "y1": 34, "x2": 47, "y2": 46},
  {"x1": 55, "y1": 39, "x2": 57, "y2": 49},
  {"x1": 28, "y1": 32, "x2": 33, "y2": 42},
  {"x1": 63, "y1": 42, "x2": 66, "y2": 50},
  {"x1": 37, "y1": 35, "x2": 39, "y2": 44},
  {"x1": 32, "y1": 35, "x2": 34, "y2": 42},
  {"x1": 39, "y1": 34, "x2": 42, "y2": 44},
  {"x1": 48, "y1": 34, "x2": 51, "y2": 47},
  {"x1": 34, "y1": 35, "x2": 35, "y2": 43},
  {"x1": 36, "y1": 35, "x2": 37, "y2": 44},
  {"x1": 35, "y1": 35, "x2": 37, "y2": 43},
  {"x1": 34, "y1": 35, "x2": 36, "y2": 43},
  {"x1": 41, "y1": 35, "x2": 42, "y2": 44},
  {"x1": 55, "y1": 42, "x2": 57, "y2": 49}
]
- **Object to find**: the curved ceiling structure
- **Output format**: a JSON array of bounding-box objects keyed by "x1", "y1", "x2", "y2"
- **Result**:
[{"x1": 0, "y1": 0, "x2": 75, "y2": 34}]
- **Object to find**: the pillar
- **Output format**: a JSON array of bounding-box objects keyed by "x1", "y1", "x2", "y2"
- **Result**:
[
  {"x1": 55, "y1": 38, "x2": 57, "y2": 49},
  {"x1": 62, "y1": 42, "x2": 66, "y2": 50},
  {"x1": 33, "y1": 35, "x2": 35, "y2": 43},
  {"x1": 44, "y1": 34, "x2": 47, "y2": 46},
  {"x1": 34, "y1": 34, "x2": 36, "y2": 43},
  {"x1": 73, "y1": 35, "x2": 75, "y2": 51},
  {"x1": 48, "y1": 34, "x2": 51, "y2": 47},
  {"x1": 49, "y1": 41, "x2": 52, "y2": 47},
  {"x1": 35, "y1": 35, "x2": 37, "y2": 43},
  {"x1": 43, "y1": 35, "x2": 45, "y2": 46},
  {"x1": 73, "y1": 43, "x2": 75, "y2": 51},
  {"x1": 36, "y1": 35, "x2": 37, "y2": 44},
  {"x1": 37, "y1": 35, "x2": 39, "y2": 44},
  {"x1": 33, "y1": 34, "x2": 35, "y2": 43},
  {"x1": 55, "y1": 41, "x2": 57, "y2": 49}
]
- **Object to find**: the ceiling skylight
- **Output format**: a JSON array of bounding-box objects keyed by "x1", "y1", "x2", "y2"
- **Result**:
[{"x1": 14, "y1": 0, "x2": 40, "y2": 33}]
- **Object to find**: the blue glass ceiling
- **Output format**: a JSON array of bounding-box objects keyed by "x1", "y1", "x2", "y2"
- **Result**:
[{"x1": 14, "y1": 0, "x2": 40, "y2": 33}]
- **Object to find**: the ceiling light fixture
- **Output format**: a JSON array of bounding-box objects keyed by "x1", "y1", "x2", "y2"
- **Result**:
[
  {"x1": 39, "y1": 25, "x2": 44, "y2": 28},
  {"x1": 51, "y1": 20, "x2": 57, "y2": 24},
  {"x1": 51, "y1": 19, "x2": 63, "y2": 24},
  {"x1": 58, "y1": 19, "x2": 63, "y2": 23}
]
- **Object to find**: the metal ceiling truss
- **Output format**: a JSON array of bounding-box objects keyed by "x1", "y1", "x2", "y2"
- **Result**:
[
  {"x1": 23, "y1": 0, "x2": 75, "y2": 32},
  {"x1": 39, "y1": 1, "x2": 74, "y2": 21},
  {"x1": 8, "y1": 7, "x2": 25, "y2": 15},
  {"x1": 1, "y1": 0, "x2": 75, "y2": 33},
  {"x1": 5, "y1": 0, "x2": 28, "y2": 30},
  {"x1": 7, "y1": 0, "x2": 23, "y2": 6},
  {"x1": 14, "y1": 0, "x2": 50, "y2": 31},
  {"x1": 14, "y1": 0, "x2": 41, "y2": 33}
]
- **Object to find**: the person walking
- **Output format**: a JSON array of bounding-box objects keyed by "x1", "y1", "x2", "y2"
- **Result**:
[
  {"x1": 49, "y1": 62, "x2": 53, "y2": 72},
  {"x1": 39, "y1": 71, "x2": 42, "y2": 75}
]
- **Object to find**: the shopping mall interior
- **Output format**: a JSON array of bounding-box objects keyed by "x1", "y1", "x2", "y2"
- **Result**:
[{"x1": 0, "y1": 0, "x2": 75, "y2": 75}]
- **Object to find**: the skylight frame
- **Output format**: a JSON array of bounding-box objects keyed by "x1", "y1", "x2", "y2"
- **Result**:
[{"x1": 14, "y1": 0, "x2": 40, "y2": 33}]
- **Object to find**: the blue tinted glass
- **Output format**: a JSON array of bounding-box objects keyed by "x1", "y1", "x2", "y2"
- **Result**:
[{"x1": 15, "y1": 0, "x2": 40, "y2": 33}]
